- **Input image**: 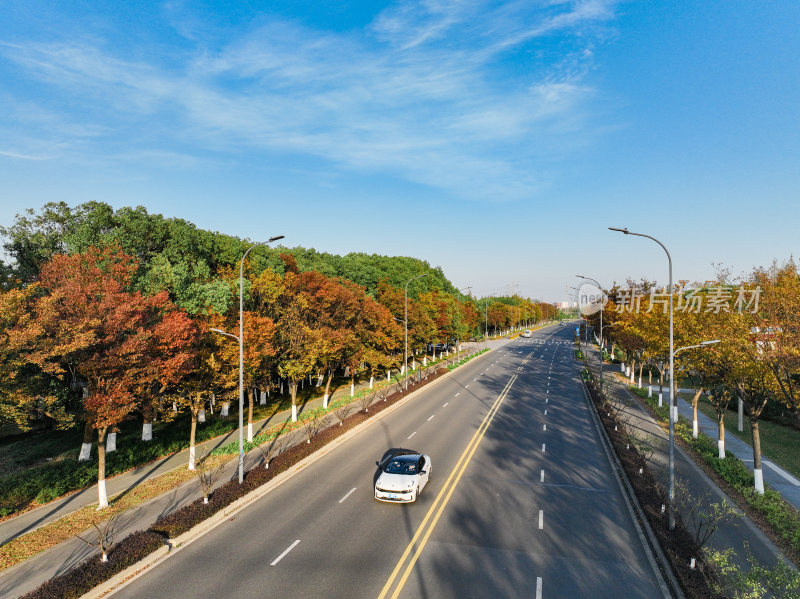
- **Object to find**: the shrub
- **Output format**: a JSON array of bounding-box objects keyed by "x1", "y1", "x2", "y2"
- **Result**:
[{"x1": 19, "y1": 530, "x2": 166, "y2": 599}]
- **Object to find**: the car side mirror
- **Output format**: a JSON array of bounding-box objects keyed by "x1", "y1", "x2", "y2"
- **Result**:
[
  {"x1": 420, "y1": 470, "x2": 427, "y2": 474},
  {"x1": 376, "y1": 461, "x2": 381, "y2": 467}
]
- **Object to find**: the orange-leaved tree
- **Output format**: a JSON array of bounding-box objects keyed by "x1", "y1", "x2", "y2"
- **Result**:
[{"x1": 11, "y1": 245, "x2": 197, "y2": 507}]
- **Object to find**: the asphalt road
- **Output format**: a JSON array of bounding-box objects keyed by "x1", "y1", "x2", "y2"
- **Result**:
[{"x1": 113, "y1": 324, "x2": 668, "y2": 599}]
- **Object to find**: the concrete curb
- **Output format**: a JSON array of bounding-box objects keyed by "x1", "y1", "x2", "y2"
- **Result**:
[
  {"x1": 84, "y1": 348, "x2": 494, "y2": 598},
  {"x1": 580, "y1": 379, "x2": 684, "y2": 599}
]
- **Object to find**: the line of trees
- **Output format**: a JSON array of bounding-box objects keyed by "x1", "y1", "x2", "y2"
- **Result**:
[
  {"x1": 593, "y1": 261, "x2": 800, "y2": 495},
  {"x1": 0, "y1": 202, "x2": 556, "y2": 508}
]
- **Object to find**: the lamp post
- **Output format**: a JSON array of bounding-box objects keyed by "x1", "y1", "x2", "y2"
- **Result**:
[
  {"x1": 609, "y1": 226, "x2": 678, "y2": 529},
  {"x1": 577, "y1": 274, "x2": 606, "y2": 394},
  {"x1": 404, "y1": 273, "x2": 428, "y2": 391},
  {"x1": 210, "y1": 234, "x2": 284, "y2": 485},
  {"x1": 569, "y1": 286, "x2": 582, "y2": 346}
]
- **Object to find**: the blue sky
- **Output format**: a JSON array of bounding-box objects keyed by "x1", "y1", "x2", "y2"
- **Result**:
[{"x1": 1, "y1": 1, "x2": 798, "y2": 302}]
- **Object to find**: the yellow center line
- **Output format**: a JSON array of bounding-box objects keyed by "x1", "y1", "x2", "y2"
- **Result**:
[{"x1": 378, "y1": 375, "x2": 518, "y2": 599}]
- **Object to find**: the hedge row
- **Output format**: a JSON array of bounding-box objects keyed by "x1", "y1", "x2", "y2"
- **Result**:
[{"x1": 20, "y1": 530, "x2": 166, "y2": 599}]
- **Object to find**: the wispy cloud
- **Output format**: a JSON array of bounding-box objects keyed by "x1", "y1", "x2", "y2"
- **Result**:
[
  {"x1": 0, "y1": 149, "x2": 50, "y2": 160},
  {"x1": 0, "y1": 0, "x2": 618, "y2": 200}
]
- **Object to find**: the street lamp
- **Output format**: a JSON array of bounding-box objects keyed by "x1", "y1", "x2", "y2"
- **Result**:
[
  {"x1": 609, "y1": 226, "x2": 678, "y2": 529},
  {"x1": 210, "y1": 234, "x2": 284, "y2": 485},
  {"x1": 404, "y1": 273, "x2": 428, "y2": 391},
  {"x1": 577, "y1": 274, "x2": 606, "y2": 394}
]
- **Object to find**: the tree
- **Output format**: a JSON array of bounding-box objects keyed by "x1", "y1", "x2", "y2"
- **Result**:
[{"x1": 10, "y1": 245, "x2": 196, "y2": 507}]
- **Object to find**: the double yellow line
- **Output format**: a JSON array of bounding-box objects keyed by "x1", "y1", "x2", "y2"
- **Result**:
[{"x1": 378, "y1": 374, "x2": 518, "y2": 599}]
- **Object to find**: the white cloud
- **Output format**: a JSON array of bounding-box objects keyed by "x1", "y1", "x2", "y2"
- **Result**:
[{"x1": 0, "y1": 0, "x2": 618, "y2": 200}]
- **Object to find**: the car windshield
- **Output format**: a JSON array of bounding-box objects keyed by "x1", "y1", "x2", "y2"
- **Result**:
[{"x1": 384, "y1": 458, "x2": 418, "y2": 475}]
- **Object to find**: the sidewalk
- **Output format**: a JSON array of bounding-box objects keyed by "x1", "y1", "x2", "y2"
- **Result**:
[
  {"x1": 619, "y1": 377, "x2": 800, "y2": 512},
  {"x1": 0, "y1": 335, "x2": 522, "y2": 598},
  {"x1": 582, "y1": 340, "x2": 792, "y2": 572}
]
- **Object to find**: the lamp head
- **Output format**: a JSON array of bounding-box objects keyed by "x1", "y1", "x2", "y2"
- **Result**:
[
  {"x1": 268, "y1": 235, "x2": 285, "y2": 243},
  {"x1": 701, "y1": 339, "x2": 721, "y2": 345},
  {"x1": 608, "y1": 227, "x2": 629, "y2": 235}
]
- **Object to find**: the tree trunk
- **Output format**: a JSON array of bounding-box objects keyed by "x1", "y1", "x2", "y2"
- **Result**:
[
  {"x1": 290, "y1": 381, "x2": 298, "y2": 422},
  {"x1": 750, "y1": 417, "x2": 765, "y2": 494},
  {"x1": 717, "y1": 411, "x2": 726, "y2": 459},
  {"x1": 691, "y1": 390, "x2": 702, "y2": 438},
  {"x1": 247, "y1": 388, "x2": 254, "y2": 442},
  {"x1": 97, "y1": 426, "x2": 108, "y2": 508},
  {"x1": 79, "y1": 420, "x2": 93, "y2": 461},
  {"x1": 189, "y1": 401, "x2": 198, "y2": 470},
  {"x1": 637, "y1": 362, "x2": 643, "y2": 388},
  {"x1": 323, "y1": 366, "x2": 333, "y2": 408},
  {"x1": 106, "y1": 426, "x2": 118, "y2": 453},
  {"x1": 141, "y1": 393, "x2": 154, "y2": 441}
]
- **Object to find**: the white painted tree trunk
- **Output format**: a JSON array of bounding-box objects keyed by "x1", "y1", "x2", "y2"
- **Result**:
[
  {"x1": 693, "y1": 419, "x2": 699, "y2": 438},
  {"x1": 173, "y1": 401, "x2": 177, "y2": 412},
  {"x1": 97, "y1": 479, "x2": 108, "y2": 509},
  {"x1": 198, "y1": 409, "x2": 206, "y2": 423},
  {"x1": 280, "y1": 381, "x2": 284, "y2": 394},
  {"x1": 738, "y1": 397, "x2": 744, "y2": 432},
  {"x1": 350, "y1": 383, "x2": 354, "y2": 397},
  {"x1": 106, "y1": 433, "x2": 117, "y2": 453},
  {"x1": 221, "y1": 402, "x2": 230, "y2": 417},
  {"x1": 401, "y1": 364, "x2": 405, "y2": 375},
  {"x1": 412, "y1": 359, "x2": 416, "y2": 370},
  {"x1": 647, "y1": 385, "x2": 652, "y2": 398},
  {"x1": 79, "y1": 443, "x2": 92, "y2": 461},
  {"x1": 620, "y1": 363, "x2": 625, "y2": 373},
  {"x1": 386, "y1": 370, "x2": 390, "y2": 381},
  {"x1": 142, "y1": 423, "x2": 153, "y2": 441},
  {"x1": 718, "y1": 439, "x2": 725, "y2": 459},
  {"x1": 260, "y1": 391, "x2": 267, "y2": 405},
  {"x1": 247, "y1": 422, "x2": 253, "y2": 442},
  {"x1": 637, "y1": 375, "x2": 642, "y2": 388},
  {"x1": 423, "y1": 357, "x2": 427, "y2": 366},
  {"x1": 658, "y1": 393, "x2": 663, "y2": 407},
  {"x1": 369, "y1": 376, "x2": 373, "y2": 389},
  {"x1": 291, "y1": 404, "x2": 298, "y2": 422},
  {"x1": 754, "y1": 468, "x2": 764, "y2": 494},
  {"x1": 188, "y1": 445, "x2": 196, "y2": 470},
  {"x1": 323, "y1": 394, "x2": 329, "y2": 408}
]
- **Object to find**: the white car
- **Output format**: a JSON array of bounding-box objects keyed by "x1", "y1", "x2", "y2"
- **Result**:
[
  {"x1": 374, "y1": 451, "x2": 432, "y2": 503},
  {"x1": 522, "y1": 330, "x2": 532, "y2": 338}
]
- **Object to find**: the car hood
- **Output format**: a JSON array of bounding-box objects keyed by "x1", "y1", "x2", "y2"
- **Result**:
[{"x1": 376, "y1": 472, "x2": 418, "y2": 491}]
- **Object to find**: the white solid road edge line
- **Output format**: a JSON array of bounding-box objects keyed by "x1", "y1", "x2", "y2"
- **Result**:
[
  {"x1": 338, "y1": 488, "x2": 357, "y2": 504},
  {"x1": 270, "y1": 539, "x2": 301, "y2": 566},
  {"x1": 536, "y1": 576, "x2": 543, "y2": 599}
]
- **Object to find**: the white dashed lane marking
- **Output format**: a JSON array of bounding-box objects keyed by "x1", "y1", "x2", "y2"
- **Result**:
[
  {"x1": 270, "y1": 540, "x2": 301, "y2": 566},
  {"x1": 338, "y1": 488, "x2": 357, "y2": 504}
]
